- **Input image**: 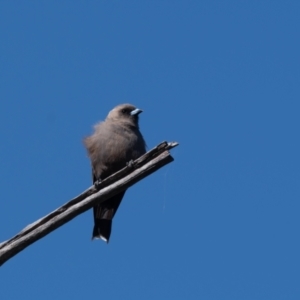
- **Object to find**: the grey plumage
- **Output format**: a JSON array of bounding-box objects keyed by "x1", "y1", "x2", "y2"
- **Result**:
[{"x1": 84, "y1": 104, "x2": 146, "y2": 242}]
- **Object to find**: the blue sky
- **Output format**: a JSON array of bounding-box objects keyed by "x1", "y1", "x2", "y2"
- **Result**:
[{"x1": 0, "y1": 1, "x2": 300, "y2": 299}]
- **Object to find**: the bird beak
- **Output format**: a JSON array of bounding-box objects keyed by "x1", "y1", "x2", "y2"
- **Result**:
[{"x1": 130, "y1": 108, "x2": 143, "y2": 116}]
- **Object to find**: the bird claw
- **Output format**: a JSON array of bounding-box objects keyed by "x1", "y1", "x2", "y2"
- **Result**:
[
  {"x1": 126, "y1": 159, "x2": 134, "y2": 169},
  {"x1": 94, "y1": 179, "x2": 102, "y2": 189}
]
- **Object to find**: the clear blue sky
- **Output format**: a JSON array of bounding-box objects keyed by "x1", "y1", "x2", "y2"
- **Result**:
[{"x1": 0, "y1": 1, "x2": 299, "y2": 299}]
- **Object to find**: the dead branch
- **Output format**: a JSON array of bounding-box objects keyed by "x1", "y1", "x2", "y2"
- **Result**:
[{"x1": 0, "y1": 141, "x2": 178, "y2": 266}]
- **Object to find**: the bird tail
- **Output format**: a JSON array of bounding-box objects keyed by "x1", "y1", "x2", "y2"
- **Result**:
[
  {"x1": 92, "y1": 219, "x2": 112, "y2": 242},
  {"x1": 92, "y1": 191, "x2": 126, "y2": 242}
]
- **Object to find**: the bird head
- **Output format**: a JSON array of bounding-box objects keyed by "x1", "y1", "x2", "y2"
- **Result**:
[{"x1": 107, "y1": 104, "x2": 143, "y2": 127}]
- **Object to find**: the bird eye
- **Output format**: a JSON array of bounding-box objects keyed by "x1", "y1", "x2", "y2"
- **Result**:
[{"x1": 121, "y1": 109, "x2": 127, "y2": 114}]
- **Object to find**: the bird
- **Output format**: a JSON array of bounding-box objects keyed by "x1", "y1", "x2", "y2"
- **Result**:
[{"x1": 83, "y1": 104, "x2": 146, "y2": 243}]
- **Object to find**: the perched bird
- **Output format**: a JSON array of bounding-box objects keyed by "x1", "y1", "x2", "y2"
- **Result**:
[{"x1": 84, "y1": 104, "x2": 146, "y2": 242}]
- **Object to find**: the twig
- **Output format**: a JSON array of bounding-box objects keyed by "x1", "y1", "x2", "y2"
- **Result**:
[{"x1": 0, "y1": 141, "x2": 178, "y2": 266}]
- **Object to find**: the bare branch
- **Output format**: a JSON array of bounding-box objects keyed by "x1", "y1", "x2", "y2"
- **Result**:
[{"x1": 0, "y1": 141, "x2": 178, "y2": 266}]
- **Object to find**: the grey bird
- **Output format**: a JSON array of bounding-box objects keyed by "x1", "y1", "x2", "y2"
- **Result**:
[{"x1": 84, "y1": 104, "x2": 146, "y2": 242}]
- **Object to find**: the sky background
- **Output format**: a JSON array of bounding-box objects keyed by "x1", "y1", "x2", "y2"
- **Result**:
[{"x1": 0, "y1": 1, "x2": 300, "y2": 299}]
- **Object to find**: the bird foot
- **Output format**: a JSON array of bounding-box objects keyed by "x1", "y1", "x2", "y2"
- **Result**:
[
  {"x1": 126, "y1": 159, "x2": 135, "y2": 169},
  {"x1": 94, "y1": 179, "x2": 102, "y2": 189}
]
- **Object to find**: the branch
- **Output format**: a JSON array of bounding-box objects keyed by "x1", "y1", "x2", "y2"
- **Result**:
[{"x1": 0, "y1": 141, "x2": 178, "y2": 266}]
